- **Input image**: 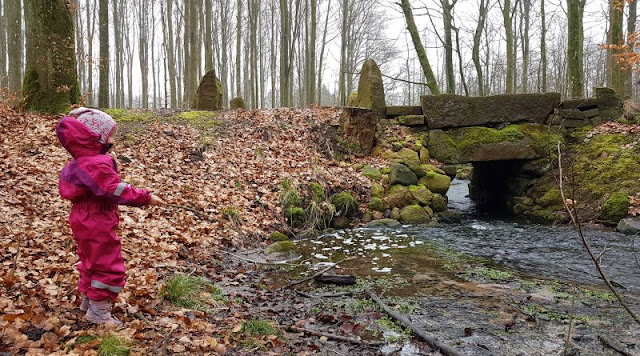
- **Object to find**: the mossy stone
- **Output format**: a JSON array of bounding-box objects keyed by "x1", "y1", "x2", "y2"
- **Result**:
[
  {"x1": 398, "y1": 148, "x2": 420, "y2": 165},
  {"x1": 365, "y1": 218, "x2": 401, "y2": 228},
  {"x1": 230, "y1": 97, "x2": 246, "y2": 109},
  {"x1": 431, "y1": 193, "x2": 448, "y2": 212},
  {"x1": 368, "y1": 197, "x2": 388, "y2": 212},
  {"x1": 352, "y1": 163, "x2": 364, "y2": 171},
  {"x1": 330, "y1": 191, "x2": 358, "y2": 217},
  {"x1": 399, "y1": 205, "x2": 432, "y2": 224},
  {"x1": 270, "y1": 232, "x2": 289, "y2": 242},
  {"x1": 408, "y1": 185, "x2": 433, "y2": 206},
  {"x1": 435, "y1": 210, "x2": 461, "y2": 224},
  {"x1": 381, "y1": 150, "x2": 401, "y2": 161},
  {"x1": 385, "y1": 185, "x2": 417, "y2": 208},
  {"x1": 362, "y1": 165, "x2": 382, "y2": 180},
  {"x1": 363, "y1": 211, "x2": 373, "y2": 223},
  {"x1": 332, "y1": 216, "x2": 352, "y2": 229},
  {"x1": 266, "y1": 241, "x2": 297, "y2": 254},
  {"x1": 422, "y1": 164, "x2": 446, "y2": 175},
  {"x1": 371, "y1": 183, "x2": 385, "y2": 198},
  {"x1": 419, "y1": 172, "x2": 451, "y2": 195},
  {"x1": 285, "y1": 207, "x2": 304, "y2": 220},
  {"x1": 309, "y1": 182, "x2": 326, "y2": 202},
  {"x1": 389, "y1": 163, "x2": 418, "y2": 186},
  {"x1": 391, "y1": 208, "x2": 401, "y2": 221},
  {"x1": 513, "y1": 204, "x2": 531, "y2": 215},
  {"x1": 419, "y1": 147, "x2": 430, "y2": 164},
  {"x1": 600, "y1": 192, "x2": 630, "y2": 222},
  {"x1": 537, "y1": 187, "x2": 562, "y2": 207}
]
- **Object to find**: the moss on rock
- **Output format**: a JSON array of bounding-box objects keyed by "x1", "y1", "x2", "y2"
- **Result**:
[
  {"x1": 362, "y1": 165, "x2": 382, "y2": 180},
  {"x1": 600, "y1": 192, "x2": 630, "y2": 222},
  {"x1": 538, "y1": 187, "x2": 562, "y2": 208},
  {"x1": 389, "y1": 163, "x2": 418, "y2": 186},
  {"x1": 408, "y1": 185, "x2": 433, "y2": 206},
  {"x1": 368, "y1": 197, "x2": 388, "y2": 212},
  {"x1": 431, "y1": 193, "x2": 448, "y2": 212},
  {"x1": 330, "y1": 191, "x2": 358, "y2": 216},
  {"x1": 399, "y1": 205, "x2": 432, "y2": 224},
  {"x1": 371, "y1": 183, "x2": 385, "y2": 198},
  {"x1": 385, "y1": 185, "x2": 417, "y2": 208},
  {"x1": 270, "y1": 232, "x2": 289, "y2": 242},
  {"x1": 309, "y1": 182, "x2": 326, "y2": 202},
  {"x1": 266, "y1": 241, "x2": 297, "y2": 254},
  {"x1": 419, "y1": 172, "x2": 451, "y2": 195}
]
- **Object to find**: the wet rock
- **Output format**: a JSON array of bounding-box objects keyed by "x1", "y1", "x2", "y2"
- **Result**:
[
  {"x1": 364, "y1": 218, "x2": 401, "y2": 228},
  {"x1": 391, "y1": 208, "x2": 401, "y2": 220},
  {"x1": 399, "y1": 205, "x2": 432, "y2": 224},
  {"x1": 435, "y1": 210, "x2": 461, "y2": 224},
  {"x1": 372, "y1": 211, "x2": 384, "y2": 220},
  {"x1": 441, "y1": 165, "x2": 457, "y2": 179},
  {"x1": 616, "y1": 218, "x2": 640, "y2": 235},
  {"x1": 332, "y1": 216, "x2": 351, "y2": 229},
  {"x1": 431, "y1": 193, "x2": 448, "y2": 212},
  {"x1": 389, "y1": 163, "x2": 418, "y2": 186}
]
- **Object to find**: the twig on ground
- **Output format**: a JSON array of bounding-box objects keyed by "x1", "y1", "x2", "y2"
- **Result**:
[
  {"x1": 295, "y1": 291, "x2": 354, "y2": 298},
  {"x1": 155, "y1": 326, "x2": 177, "y2": 356},
  {"x1": 220, "y1": 250, "x2": 300, "y2": 266},
  {"x1": 597, "y1": 335, "x2": 633, "y2": 356},
  {"x1": 286, "y1": 325, "x2": 383, "y2": 346},
  {"x1": 365, "y1": 290, "x2": 464, "y2": 356},
  {"x1": 281, "y1": 257, "x2": 356, "y2": 290}
]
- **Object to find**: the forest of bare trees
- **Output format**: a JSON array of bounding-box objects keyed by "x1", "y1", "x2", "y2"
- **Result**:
[{"x1": 0, "y1": 0, "x2": 638, "y2": 111}]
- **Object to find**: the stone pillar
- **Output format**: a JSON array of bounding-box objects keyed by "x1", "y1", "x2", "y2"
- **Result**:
[
  {"x1": 340, "y1": 107, "x2": 380, "y2": 156},
  {"x1": 352, "y1": 59, "x2": 386, "y2": 115},
  {"x1": 193, "y1": 70, "x2": 223, "y2": 110}
]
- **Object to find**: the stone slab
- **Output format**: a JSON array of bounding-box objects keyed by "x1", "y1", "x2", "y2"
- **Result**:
[
  {"x1": 421, "y1": 93, "x2": 561, "y2": 129},
  {"x1": 398, "y1": 115, "x2": 425, "y2": 126},
  {"x1": 386, "y1": 106, "x2": 423, "y2": 116}
]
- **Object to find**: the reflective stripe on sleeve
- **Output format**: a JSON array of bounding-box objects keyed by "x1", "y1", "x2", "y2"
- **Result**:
[
  {"x1": 114, "y1": 182, "x2": 128, "y2": 197},
  {"x1": 91, "y1": 280, "x2": 123, "y2": 293}
]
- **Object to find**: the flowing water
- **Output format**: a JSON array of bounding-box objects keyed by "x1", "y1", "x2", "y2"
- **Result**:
[
  {"x1": 298, "y1": 178, "x2": 640, "y2": 294},
  {"x1": 284, "y1": 179, "x2": 640, "y2": 355}
]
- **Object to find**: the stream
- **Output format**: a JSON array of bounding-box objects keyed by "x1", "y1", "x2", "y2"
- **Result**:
[{"x1": 282, "y1": 179, "x2": 640, "y2": 355}]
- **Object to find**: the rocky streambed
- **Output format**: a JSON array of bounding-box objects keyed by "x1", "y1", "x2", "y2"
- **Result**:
[{"x1": 220, "y1": 179, "x2": 640, "y2": 355}]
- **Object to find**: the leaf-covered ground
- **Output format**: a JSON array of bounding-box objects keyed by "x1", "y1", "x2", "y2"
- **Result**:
[{"x1": 0, "y1": 105, "x2": 385, "y2": 355}]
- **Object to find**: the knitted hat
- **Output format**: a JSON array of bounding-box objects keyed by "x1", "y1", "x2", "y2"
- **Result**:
[{"x1": 69, "y1": 107, "x2": 116, "y2": 144}]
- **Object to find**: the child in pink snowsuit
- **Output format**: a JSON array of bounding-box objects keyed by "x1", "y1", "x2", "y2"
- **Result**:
[{"x1": 57, "y1": 107, "x2": 165, "y2": 326}]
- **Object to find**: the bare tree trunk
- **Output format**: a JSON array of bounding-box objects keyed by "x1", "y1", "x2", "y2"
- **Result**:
[
  {"x1": 0, "y1": 0, "x2": 6, "y2": 92},
  {"x1": 337, "y1": 0, "x2": 349, "y2": 105},
  {"x1": 23, "y1": 0, "x2": 79, "y2": 113},
  {"x1": 400, "y1": 0, "x2": 440, "y2": 95},
  {"x1": 151, "y1": 0, "x2": 157, "y2": 109},
  {"x1": 271, "y1": 0, "x2": 277, "y2": 107},
  {"x1": 166, "y1": 0, "x2": 177, "y2": 108},
  {"x1": 248, "y1": 0, "x2": 259, "y2": 109},
  {"x1": 607, "y1": 0, "x2": 624, "y2": 96},
  {"x1": 521, "y1": 0, "x2": 530, "y2": 93},
  {"x1": 205, "y1": 0, "x2": 213, "y2": 71},
  {"x1": 139, "y1": 0, "x2": 149, "y2": 108},
  {"x1": 441, "y1": 0, "x2": 456, "y2": 94},
  {"x1": 219, "y1": 0, "x2": 230, "y2": 108},
  {"x1": 567, "y1": 0, "x2": 585, "y2": 98},
  {"x1": 502, "y1": 0, "x2": 514, "y2": 94},
  {"x1": 307, "y1": 0, "x2": 317, "y2": 105},
  {"x1": 6, "y1": 0, "x2": 23, "y2": 93},
  {"x1": 317, "y1": 0, "x2": 330, "y2": 105},
  {"x1": 280, "y1": 0, "x2": 291, "y2": 107},
  {"x1": 454, "y1": 26, "x2": 469, "y2": 96},
  {"x1": 99, "y1": 0, "x2": 109, "y2": 107},
  {"x1": 472, "y1": 0, "x2": 487, "y2": 96},
  {"x1": 626, "y1": 0, "x2": 637, "y2": 97},
  {"x1": 236, "y1": 0, "x2": 242, "y2": 100},
  {"x1": 541, "y1": 0, "x2": 547, "y2": 92}
]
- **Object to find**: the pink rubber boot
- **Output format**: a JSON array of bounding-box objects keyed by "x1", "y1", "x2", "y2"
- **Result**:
[
  {"x1": 79, "y1": 295, "x2": 89, "y2": 312},
  {"x1": 85, "y1": 299, "x2": 123, "y2": 327}
]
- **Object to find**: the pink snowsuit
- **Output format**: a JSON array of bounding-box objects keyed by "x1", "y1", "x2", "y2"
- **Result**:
[{"x1": 57, "y1": 109, "x2": 151, "y2": 301}]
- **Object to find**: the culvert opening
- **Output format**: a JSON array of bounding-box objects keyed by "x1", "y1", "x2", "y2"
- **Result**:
[{"x1": 470, "y1": 160, "x2": 526, "y2": 215}]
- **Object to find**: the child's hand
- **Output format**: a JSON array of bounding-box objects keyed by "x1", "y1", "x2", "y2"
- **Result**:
[{"x1": 149, "y1": 194, "x2": 166, "y2": 206}]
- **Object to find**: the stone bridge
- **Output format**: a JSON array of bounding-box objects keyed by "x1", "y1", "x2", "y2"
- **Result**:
[{"x1": 341, "y1": 60, "x2": 624, "y2": 212}]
